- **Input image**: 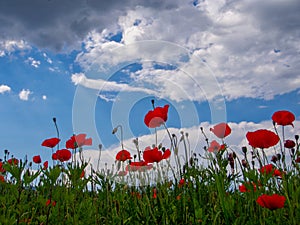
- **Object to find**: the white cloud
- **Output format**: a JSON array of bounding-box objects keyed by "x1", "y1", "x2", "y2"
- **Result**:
[
  {"x1": 74, "y1": 1, "x2": 300, "y2": 103},
  {"x1": 19, "y1": 89, "x2": 32, "y2": 101},
  {"x1": 0, "y1": 84, "x2": 11, "y2": 94},
  {"x1": 42, "y1": 95, "x2": 47, "y2": 100},
  {"x1": 71, "y1": 72, "x2": 156, "y2": 95},
  {"x1": 0, "y1": 40, "x2": 31, "y2": 56},
  {"x1": 26, "y1": 57, "x2": 41, "y2": 68}
]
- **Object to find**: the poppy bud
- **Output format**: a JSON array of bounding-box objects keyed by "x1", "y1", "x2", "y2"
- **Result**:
[
  {"x1": 112, "y1": 127, "x2": 118, "y2": 134},
  {"x1": 53, "y1": 117, "x2": 56, "y2": 123},
  {"x1": 151, "y1": 99, "x2": 155, "y2": 107},
  {"x1": 242, "y1": 146, "x2": 247, "y2": 154},
  {"x1": 271, "y1": 155, "x2": 278, "y2": 163},
  {"x1": 98, "y1": 144, "x2": 102, "y2": 150},
  {"x1": 295, "y1": 135, "x2": 299, "y2": 141},
  {"x1": 242, "y1": 159, "x2": 248, "y2": 168},
  {"x1": 200, "y1": 127, "x2": 203, "y2": 131}
]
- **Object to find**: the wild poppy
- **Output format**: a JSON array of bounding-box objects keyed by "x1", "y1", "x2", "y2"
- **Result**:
[
  {"x1": 55, "y1": 149, "x2": 72, "y2": 162},
  {"x1": 144, "y1": 104, "x2": 169, "y2": 128},
  {"x1": 284, "y1": 140, "x2": 296, "y2": 149},
  {"x1": 178, "y1": 178, "x2": 185, "y2": 188},
  {"x1": 143, "y1": 147, "x2": 171, "y2": 163},
  {"x1": 239, "y1": 182, "x2": 257, "y2": 192},
  {"x1": 7, "y1": 158, "x2": 19, "y2": 165},
  {"x1": 66, "y1": 134, "x2": 92, "y2": 149},
  {"x1": 246, "y1": 129, "x2": 279, "y2": 149},
  {"x1": 33, "y1": 155, "x2": 42, "y2": 164},
  {"x1": 207, "y1": 140, "x2": 226, "y2": 152},
  {"x1": 52, "y1": 153, "x2": 58, "y2": 160},
  {"x1": 259, "y1": 164, "x2": 282, "y2": 177},
  {"x1": 272, "y1": 110, "x2": 295, "y2": 127},
  {"x1": 43, "y1": 161, "x2": 48, "y2": 170},
  {"x1": 80, "y1": 170, "x2": 85, "y2": 178},
  {"x1": 256, "y1": 194, "x2": 286, "y2": 210},
  {"x1": 42, "y1": 137, "x2": 60, "y2": 148},
  {"x1": 116, "y1": 150, "x2": 132, "y2": 161},
  {"x1": 0, "y1": 162, "x2": 5, "y2": 173},
  {"x1": 0, "y1": 175, "x2": 4, "y2": 182},
  {"x1": 210, "y1": 123, "x2": 231, "y2": 138}
]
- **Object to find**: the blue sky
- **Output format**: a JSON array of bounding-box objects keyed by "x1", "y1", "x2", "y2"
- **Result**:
[{"x1": 0, "y1": 0, "x2": 300, "y2": 165}]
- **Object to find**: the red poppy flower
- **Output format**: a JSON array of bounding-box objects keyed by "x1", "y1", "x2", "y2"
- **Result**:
[
  {"x1": 178, "y1": 178, "x2": 185, "y2": 188},
  {"x1": 272, "y1": 110, "x2": 295, "y2": 127},
  {"x1": 210, "y1": 123, "x2": 231, "y2": 139},
  {"x1": 52, "y1": 153, "x2": 58, "y2": 160},
  {"x1": 246, "y1": 129, "x2": 279, "y2": 149},
  {"x1": 0, "y1": 175, "x2": 4, "y2": 182},
  {"x1": 143, "y1": 147, "x2": 171, "y2": 163},
  {"x1": 43, "y1": 161, "x2": 48, "y2": 170},
  {"x1": 7, "y1": 158, "x2": 19, "y2": 165},
  {"x1": 66, "y1": 134, "x2": 92, "y2": 149},
  {"x1": 33, "y1": 155, "x2": 42, "y2": 164},
  {"x1": 116, "y1": 150, "x2": 132, "y2": 161},
  {"x1": 259, "y1": 164, "x2": 282, "y2": 177},
  {"x1": 153, "y1": 188, "x2": 157, "y2": 199},
  {"x1": 0, "y1": 162, "x2": 5, "y2": 173},
  {"x1": 46, "y1": 199, "x2": 56, "y2": 207},
  {"x1": 42, "y1": 137, "x2": 60, "y2": 148},
  {"x1": 55, "y1": 149, "x2": 72, "y2": 162},
  {"x1": 256, "y1": 194, "x2": 286, "y2": 210},
  {"x1": 126, "y1": 161, "x2": 150, "y2": 172},
  {"x1": 239, "y1": 182, "x2": 257, "y2": 192},
  {"x1": 207, "y1": 140, "x2": 226, "y2": 153},
  {"x1": 295, "y1": 157, "x2": 300, "y2": 163},
  {"x1": 80, "y1": 170, "x2": 85, "y2": 178},
  {"x1": 284, "y1": 140, "x2": 296, "y2": 149},
  {"x1": 144, "y1": 104, "x2": 169, "y2": 128}
]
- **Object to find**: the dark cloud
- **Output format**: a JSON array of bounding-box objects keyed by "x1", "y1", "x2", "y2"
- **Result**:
[{"x1": 0, "y1": 0, "x2": 180, "y2": 52}]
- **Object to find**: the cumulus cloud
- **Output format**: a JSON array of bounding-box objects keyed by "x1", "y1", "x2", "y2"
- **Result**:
[
  {"x1": 0, "y1": 40, "x2": 31, "y2": 56},
  {"x1": 26, "y1": 57, "x2": 41, "y2": 68},
  {"x1": 19, "y1": 89, "x2": 32, "y2": 101},
  {"x1": 0, "y1": 84, "x2": 11, "y2": 94},
  {"x1": 42, "y1": 95, "x2": 47, "y2": 100},
  {"x1": 73, "y1": 0, "x2": 300, "y2": 103}
]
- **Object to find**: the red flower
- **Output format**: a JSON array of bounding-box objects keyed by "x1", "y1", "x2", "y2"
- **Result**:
[
  {"x1": 46, "y1": 199, "x2": 56, "y2": 207},
  {"x1": 43, "y1": 161, "x2": 48, "y2": 170},
  {"x1": 42, "y1": 137, "x2": 60, "y2": 148},
  {"x1": 210, "y1": 123, "x2": 231, "y2": 139},
  {"x1": 178, "y1": 178, "x2": 185, "y2": 188},
  {"x1": 0, "y1": 175, "x2": 5, "y2": 182},
  {"x1": 143, "y1": 147, "x2": 171, "y2": 163},
  {"x1": 55, "y1": 149, "x2": 72, "y2": 162},
  {"x1": 239, "y1": 182, "x2": 257, "y2": 192},
  {"x1": 295, "y1": 157, "x2": 300, "y2": 163},
  {"x1": 8, "y1": 158, "x2": 19, "y2": 165},
  {"x1": 246, "y1": 129, "x2": 279, "y2": 149},
  {"x1": 256, "y1": 194, "x2": 286, "y2": 210},
  {"x1": 52, "y1": 153, "x2": 58, "y2": 160},
  {"x1": 259, "y1": 164, "x2": 282, "y2": 177},
  {"x1": 144, "y1": 104, "x2": 169, "y2": 128},
  {"x1": 207, "y1": 140, "x2": 226, "y2": 153},
  {"x1": 33, "y1": 155, "x2": 42, "y2": 164},
  {"x1": 284, "y1": 140, "x2": 296, "y2": 149},
  {"x1": 272, "y1": 110, "x2": 295, "y2": 127},
  {"x1": 80, "y1": 170, "x2": 85, "y2": 178},
  {"x1": 116, "y1": 150, "x2": 132, "y2": 161},
  {"x1": 153, "y1": 188, "x2": 157, "y2": 199},
  {"x1": 126, "y1": 161, "x2": 152, "y2": 172},
  {"x1": 66, "y1": 134, "x2": 92, "y2": 149},
  {"x1": 0, "y1": 162, "x2": 5, "y2": 173}
]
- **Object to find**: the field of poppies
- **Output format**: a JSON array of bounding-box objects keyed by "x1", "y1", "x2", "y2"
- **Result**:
[{"x1": 0, "y1": 100, "x2": 299, "y2": 224}]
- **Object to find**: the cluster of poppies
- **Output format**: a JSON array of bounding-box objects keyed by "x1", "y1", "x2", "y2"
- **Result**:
[
  {"x1": 32, "y1": 133, "x2": 92, "y2": 168},
  {"x1": 203, "y1": 110, "x2": 297, "y2": 211},
  {"x1": 115, "y1": 104, "x2": 171, "y2": 175}
]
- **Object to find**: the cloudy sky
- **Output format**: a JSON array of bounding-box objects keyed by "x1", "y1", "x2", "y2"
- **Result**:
[{"x1": 0, "y1": 0, "x2": 299, "y2": 171}]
